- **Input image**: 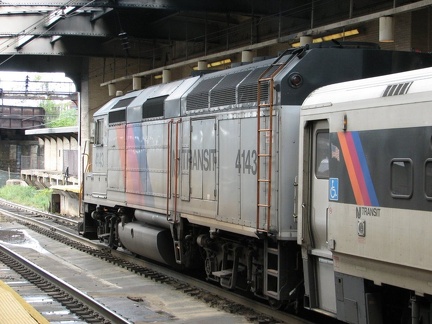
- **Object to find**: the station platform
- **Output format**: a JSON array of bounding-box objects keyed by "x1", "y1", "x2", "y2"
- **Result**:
[{"x1": 0, "y1": 280, "x2": 48, "y2": 324}]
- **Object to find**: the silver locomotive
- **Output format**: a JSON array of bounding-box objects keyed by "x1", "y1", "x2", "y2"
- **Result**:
[{"x1": 81, "y1": 42, "x2": 432, "y2": 320}]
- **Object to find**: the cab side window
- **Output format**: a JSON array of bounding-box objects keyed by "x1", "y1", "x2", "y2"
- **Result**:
[
  {"x1": 316, "y1": 131, "x2": 329, "y2": 179},
  {"x1": 425, "y1": 160, "x2": 432, "y2": 199},
  {"x1": 94, "y1": 119, "x2": 104, "y2": 146}
]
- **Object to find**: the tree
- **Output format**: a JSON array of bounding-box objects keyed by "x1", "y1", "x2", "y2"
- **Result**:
[{"x1": 39, "y1": 99, "x2": 77, "y2": 127}]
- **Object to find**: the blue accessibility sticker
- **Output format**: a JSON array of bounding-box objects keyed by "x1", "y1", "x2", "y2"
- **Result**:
[{"x1": 329, "y1": 178, "x2": 339, "y2": 201}]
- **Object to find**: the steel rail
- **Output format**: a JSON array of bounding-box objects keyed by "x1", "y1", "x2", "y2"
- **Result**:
[
  {"x1": 0, "y1": 243, "x2": 132, "y2": 324},
  {"x1": 0, "y1": 197, "x2": 79, "y2": 225},
  {"x1": 112, "y1": 248, "x2": 313, "y2": 324},
  {"x1": 0, "y1": 201, "x2": 312, "y2": 324},
  {"x1": 0, "y1": 201, "x2": 101, "y2": 250}
]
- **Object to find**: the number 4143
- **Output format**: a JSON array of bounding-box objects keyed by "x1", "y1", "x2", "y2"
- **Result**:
[{"x1": 235, "y1": 149, "x2": 257, "y2": 175}]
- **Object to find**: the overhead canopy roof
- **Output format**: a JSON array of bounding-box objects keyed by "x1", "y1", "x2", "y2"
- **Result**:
[
  {"x1": 25, "y1": 126, "x2": 78, "y2": 140},
  {"x1": 0, "y1": 0, "x2": 430, "y2": 86},
  {"x1": 0, "y1": 0, "x2": 429, "y2": 58}
]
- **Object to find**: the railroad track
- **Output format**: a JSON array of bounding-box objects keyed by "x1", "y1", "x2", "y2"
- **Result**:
[
  {"x1": 0, "y1": 243, "x2": 131, "y2": 323},
  {"x1": 0, "y1": 198, "x2": 79, "y2": 227},
  {"x1": 0, "y1": 199, "x2": 321, "y2": 324}
]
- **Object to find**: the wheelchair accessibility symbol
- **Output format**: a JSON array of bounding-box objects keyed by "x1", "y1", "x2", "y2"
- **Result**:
[{"x1": 329, "y1": 178, "x2": 339, "y2": 201}]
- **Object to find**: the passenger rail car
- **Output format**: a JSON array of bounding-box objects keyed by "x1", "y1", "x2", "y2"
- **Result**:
[
  {"x1": 81, "y1": 42, "x2": 432, "y2": 316},
  {"x1": 299, "y1": 67, "x2": 432, "y2": 323}
]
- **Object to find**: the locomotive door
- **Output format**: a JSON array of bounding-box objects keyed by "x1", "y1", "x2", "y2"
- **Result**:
[
  {"x1": 309, "y1": 120, "x2": 337, "y2": 314},
  {"x1": 189, "y1": 118, "x2": 216, "y2": 202}
]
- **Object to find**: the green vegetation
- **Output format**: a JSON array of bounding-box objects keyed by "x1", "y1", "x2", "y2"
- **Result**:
[
  {"x1": 0, "y1": 185, "x2": 52, "y2": 211},
  {"x1": 47, "y1": 108, "x2": 78, "y2": 127},
  {"x1": 39, "y1": 99, "x2": 78, "y2": 128}
]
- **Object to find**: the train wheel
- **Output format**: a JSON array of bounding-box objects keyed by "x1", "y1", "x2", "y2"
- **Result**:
[{"x1": 268, "y1": 298, "x2": 286, "y2": 310}]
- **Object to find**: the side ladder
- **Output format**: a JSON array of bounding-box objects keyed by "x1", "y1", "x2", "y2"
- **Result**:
[
  {"x1": 256, "y1": 56, "x2": 288, "y2": 234},
  {"x1": 264, "y1": 239, "x2": 300, "y2": 303},
  {"x1": 264, "y1": 240, "x2": 283, "y2": 300},
  {"x1": 256, "y1": 48, "x2": 305, "y2": 304}
]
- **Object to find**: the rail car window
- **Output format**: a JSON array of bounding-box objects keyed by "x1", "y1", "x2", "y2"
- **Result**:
[
  {"x1": 390, "y1": 159, "x2": 413, "y2": 198},
  {"x1": 315, "y1": 131, "x2": 329, "y2": 179},
  {"x1": 425, "y1": 160, "x2": 432, "y2": 199}
]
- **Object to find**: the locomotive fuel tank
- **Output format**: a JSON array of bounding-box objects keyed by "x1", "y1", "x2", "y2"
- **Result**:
[
  {"x1": 117, "y1": 209, "x2": 177, "y2": 266},
  {"x1": 118, "y1": 222, "x2": 176, "y2": 266}
]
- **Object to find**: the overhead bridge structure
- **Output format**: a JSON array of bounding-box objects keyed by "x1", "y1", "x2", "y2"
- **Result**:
[{"x1": 0, "y1": 0, "x2": 429, "y2": 165}]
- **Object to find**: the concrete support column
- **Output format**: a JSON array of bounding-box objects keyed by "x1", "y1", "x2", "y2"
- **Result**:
[
  {"x1": 162, "y1": 69, "x2": 171, "y2": 84},
  {"x1": 30, "y1": 144, "x2": 38, "y2": 169},
  {"x1": 57, "y1": 137, "x2": 63, "y2": 173},
  {"x1": 379, "y1": 16, "x2": 394, "y2": 42},
  {"x1": 79, "y1": 58, "x2": 90, "y2": 184},
  {"x1": 197, "y1": 60, "x2": 207, "y2": 70},
  {"x1": 108, "y1": 83, "x2": 116, "y2": 96},
  {"x1": 133, "y1": 76, "x2": 142, "y2": 90},
  {"x1": 300, "y1": 36, "x2": 313, "y2": 46},
  {"x1": 241, "y1": 50, "x2": 253, "y2": 63}
]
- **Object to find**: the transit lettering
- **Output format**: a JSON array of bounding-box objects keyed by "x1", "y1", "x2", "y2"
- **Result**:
[
  {"x1": 181, "y1": 149, "x2": 216, "y2": 171},
  {"x1": 356, "y1": 206, "x2": 381, "y2": 218}
]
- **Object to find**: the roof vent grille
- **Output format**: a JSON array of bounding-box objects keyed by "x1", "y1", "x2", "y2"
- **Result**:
[
  {"x1": 186, "y1": 77, "x2": 223, "y2": 110},
  {"x1": 210, "y1": 71, "x2": 250, "y2": 107},
  {"x1": 383, "y1": 82, "x2": 413, "y2": 97}
]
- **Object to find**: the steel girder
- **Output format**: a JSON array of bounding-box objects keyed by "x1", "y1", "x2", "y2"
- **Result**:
[{"x1": 0, "y1": 1, "x2": 285, "y2": 14}]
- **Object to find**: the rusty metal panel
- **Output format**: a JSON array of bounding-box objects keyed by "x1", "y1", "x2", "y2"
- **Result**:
[{"x1": 0, "y1": 105, "x2": 44, "y2": 129}]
